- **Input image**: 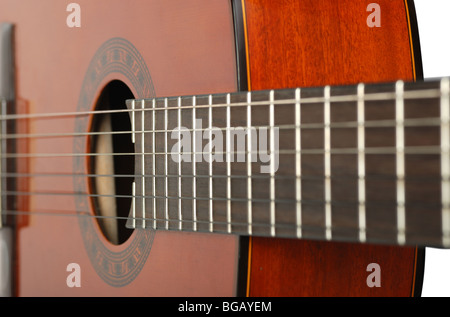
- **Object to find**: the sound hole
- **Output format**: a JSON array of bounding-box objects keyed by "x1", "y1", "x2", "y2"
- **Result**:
[{"x1": 89, "y1": 80, "x2": 135, "y2": 245}]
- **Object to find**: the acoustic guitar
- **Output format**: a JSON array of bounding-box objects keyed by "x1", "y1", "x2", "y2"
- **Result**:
[{"x1": 0, "y1": 0, "x2": 444, "y2": 297}]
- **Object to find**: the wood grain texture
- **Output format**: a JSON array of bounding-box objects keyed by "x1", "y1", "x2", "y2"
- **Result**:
[
  {"x1": 243, "y1": 0, "x2": 420, "y2": 296},
  {"x1": 249, "y1": 238, "x2": 418, "y2": 296},
  {"x1": 244, "y1": 0, "x2": 415, "y2": 89}
]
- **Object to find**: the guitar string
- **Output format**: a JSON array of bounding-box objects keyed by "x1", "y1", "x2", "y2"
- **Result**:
[
  {"x1": 2, "y1": 208, "x2": 446, "y2": 248},
  {"x1": 1, "y1": 171, "x2": 442, "y2": 181},
  {"x1": 3, "y1": 189, "x2": 443, "y2": 208},
  {"x1": 1, "y1": 208, "x2": 443, "y2": 241},
  {"x1": 0, "y1": 83, "x2": 445, "y2": 243},
  {"x1": 0, "y1": 85, "x2": 442, "y2": 158},
  {"x1": 0, "y1": 117, "x2": 442, "y2": 140},
  {"x1": 0, "y1": 146, "x2": 444, "y2": 158},
  {"x1": 0, "y1": 86, "x2": 442, "y2": 121}
]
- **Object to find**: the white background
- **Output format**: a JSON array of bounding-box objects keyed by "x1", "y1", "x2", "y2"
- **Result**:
[{"x1": 412, "y1": 0, "x2": 450, "y2": 297}]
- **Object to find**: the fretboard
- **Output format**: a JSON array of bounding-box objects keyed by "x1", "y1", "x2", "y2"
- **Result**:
[{"x1": 125, "y1": 78, "x2": 450, "y2": 248}]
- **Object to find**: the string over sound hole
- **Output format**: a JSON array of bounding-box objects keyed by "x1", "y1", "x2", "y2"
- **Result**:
[{"x1": 89, "y1": 80, "x2": 135, "y2": 245}]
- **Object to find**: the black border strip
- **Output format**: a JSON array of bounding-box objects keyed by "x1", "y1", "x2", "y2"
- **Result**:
[
  {"x1": 413, "y1": 247, "x2": 426, "y2": 297},
  {"x1": 406, "y1": 0, "x2": 424, "y2": 81},
  {"x1": 405, "y1": 0, "x2": 425, "y2": 298},
  {"x1": 231, "y1": 0, "x2": 249, "y2": 93},
  {"x1": 231, "y1": 0, "x2": 251, "y2": 297}
]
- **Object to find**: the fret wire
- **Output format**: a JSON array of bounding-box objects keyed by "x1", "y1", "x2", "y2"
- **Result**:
[
  {"x1": 132, "y1": 181, "x2": 136, "y2": 228},
  {"x1": 152, "y1": 99, "x2": 157, "y2": 229},
  {"x1": 441, "y1": 78, "x2": 450, "y2": 248},
  {"x1": 164, "y1": 98, "x2": 169, "y2": 230},
  {"x1": 131, "y1": 100, "x2": 136, "y2": 144},
  {"x1": 295, "y1": 88, "x2": 302, "y2": 239},
  {"x1": 177, "y1": 97, "x2": 182, "y2": 231},
  {"x1": 208, "y1": 95, "x2": 213, "y2": 233},
  {"x1": 226, "y1": 93, "x2": 232, "y2": 234},
  {"x1": 357, "y1": 83, "x2": 366, "y2": 243},
  {"x1": 269, "y1": 90, "x2": 276, "y2": 237},
  {"x1": 141, "y1": 100, "x2": 146, "y2": 228},
  {"x1": 324, "y1": 86, "x2": 332, "y2": 241},
  {"x1": 131, "y1": 99, "x2": 136, "y2": 228},
  {"x1": 247, "y1": 91, "x2": 252, "y2": 236},
  {"x1": 192, "y1": 96, "x2": 197, "y2": 231},
  {"x1": 0, "y1": 86, "x2": 442, "y2": 122},
  {"x1": 396, "y1": 80, "x2": 406, "y2": 245}
]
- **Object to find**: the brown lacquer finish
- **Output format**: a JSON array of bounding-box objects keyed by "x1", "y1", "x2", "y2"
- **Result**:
[
  {"x1": 0, "y1": 0, "x2": 425, "y2": 297},
  {"x1": 243, "y1": 0, "x2": 420, "y2": 296},
  {"x1": 1, "y1": 0, "x2": 239, "y2": 296}
]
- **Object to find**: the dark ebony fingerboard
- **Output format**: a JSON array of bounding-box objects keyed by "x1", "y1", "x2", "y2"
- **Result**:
[{"x1": 125, "y1": 78, "x2": 450, "y2": 248}]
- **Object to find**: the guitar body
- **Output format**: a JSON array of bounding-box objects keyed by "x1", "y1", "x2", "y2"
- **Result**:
[
  {"x1": 4, "y1": 0, "x2": 240, "y2": 297},
  {"x1": 243, "y1": 0, "x2": 424, "y2": 297},
  {"x1": 0, "y1": 0, "x2": 424, "y2": 296}
]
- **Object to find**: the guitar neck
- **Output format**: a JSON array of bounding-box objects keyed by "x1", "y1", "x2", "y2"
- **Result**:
[{"x1": 125, "y1": 77, "x2": 450, "y2": 248}]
